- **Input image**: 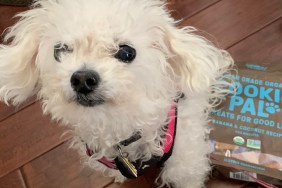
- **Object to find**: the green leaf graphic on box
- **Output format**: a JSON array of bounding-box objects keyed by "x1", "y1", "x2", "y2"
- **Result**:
[
  {"x1": 233, "y1": 136, "x2": 245, "y2": 145},
  {"x1": 247, "y1": 139, "x2": 261, "y2": 150}
]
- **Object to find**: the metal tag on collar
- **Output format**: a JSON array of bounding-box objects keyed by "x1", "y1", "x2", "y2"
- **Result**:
[{"x1": 116, "y1": 145, "x2": 138, "y2": 178}]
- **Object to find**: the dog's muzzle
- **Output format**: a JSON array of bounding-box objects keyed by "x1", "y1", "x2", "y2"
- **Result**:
[{"x1": 70, "y1": 69, "x2": 104, "y2": 107}]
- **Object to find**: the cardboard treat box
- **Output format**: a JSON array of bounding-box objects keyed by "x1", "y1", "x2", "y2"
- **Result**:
[{"x1": 210, "y1": 62, "x2": 282, "y2": 187}]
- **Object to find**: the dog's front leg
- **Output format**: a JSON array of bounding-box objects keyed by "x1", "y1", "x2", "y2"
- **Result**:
[{"x1": 159, "y1": 102, "x2": 211, "y2": 188}]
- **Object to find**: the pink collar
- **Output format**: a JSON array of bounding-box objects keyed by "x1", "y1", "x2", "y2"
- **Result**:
[{"x1": 162, "y1": 103, "x2": 177, "y2": 153}]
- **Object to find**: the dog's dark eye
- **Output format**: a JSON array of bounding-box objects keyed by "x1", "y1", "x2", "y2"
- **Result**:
[
  {"x1": 54, "y1": 43, "x2": 73, "y2": 62},
  {"x1": 115, "y1": 45, "x2": 136, "y2": 63}
]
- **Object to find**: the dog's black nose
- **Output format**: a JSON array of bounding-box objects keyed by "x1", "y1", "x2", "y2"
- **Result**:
[{"x1": 70, "y1": 70, "x2": 100, "y2": 94}]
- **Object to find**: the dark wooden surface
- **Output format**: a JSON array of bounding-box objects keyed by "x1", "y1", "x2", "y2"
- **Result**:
[
  {"x1": 1, "y1": 0, "x2": 282, "y2": 187},
  {"x1": 0, "y1": 170, "x2": 26, "y2": 188},
  {"x1": 184, "y1": 0, "x2": 282, "y2": 49},
  {"x1": 0, "y1": 103, "x2": 69, "y2": 178},
  {"x1": 21, "y1": 143, "x2": 113, "y2": 188},
  {"x1": 0, "y1": 5, "x2": 27, "y2": 41},
  {"x1": 168, "y1": 0, "x2": 219, "y2": 20},
  {"x1": 228, "y1": 18, "x2": 282, "y2": 64}
]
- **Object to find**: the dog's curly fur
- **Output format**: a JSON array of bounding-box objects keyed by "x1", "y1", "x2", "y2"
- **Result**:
[{"x1": 0, "y1": 0, "x2": 234, "y2": 187}]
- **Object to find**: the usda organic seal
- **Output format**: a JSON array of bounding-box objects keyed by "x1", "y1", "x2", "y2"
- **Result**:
[{"x1": 233, "y1": 136, "x2": 245, "y2": 145}]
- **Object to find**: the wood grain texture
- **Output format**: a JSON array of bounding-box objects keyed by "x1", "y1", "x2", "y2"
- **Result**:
[
  {"x1": 182, "y1": 0, "x2": 282, "y2": 49},
  {"x1": 0, "y1": 6, "x2": 27, "y2": 41},
  {"x1": 228, "y1": 18, "x2": 282, "y2": 64},
  {"x1": 0, "y1": 170, "x2": 26, "y2": 188},
  {"x1": 0, "y1": 0, "x2": 32, "y2": 6},
  {"x1": 0, "y1": 102, "x2": 69, "y2": 178},
  {"x1": 0, "y1": 98, "x2": 36, "y2": 122},
  {"x1": 22, "y1": 143, "x2": 113, "y2": 188},
  {"x1": 167, "y1": 0, "x2": 219, "y2": 20},
  {"x1": 207, "y1": 177, "x2": 248, "y2": 188},
  {"x1": 106, "y1": 176, "x2": 152, "y2": 188}
]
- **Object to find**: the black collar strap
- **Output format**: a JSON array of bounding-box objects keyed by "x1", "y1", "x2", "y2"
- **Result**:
[{"x1": 118, "y1": 131, "x2": 142, "y2": 147}]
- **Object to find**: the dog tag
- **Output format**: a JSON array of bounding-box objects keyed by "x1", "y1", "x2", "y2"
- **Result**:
[{"x1": 115, "y1": 145, "x2": 138, "y2": 178}]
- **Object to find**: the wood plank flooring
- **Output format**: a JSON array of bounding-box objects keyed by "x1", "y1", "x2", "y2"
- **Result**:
[
  {"x1": 21, "y1": 143, "x2": 113, "y2": 188},
  {"x1": 228, "y1": 18, "x2": 282, "y2": 64},
  {"x1": 0, "y1": 103, "x2": 69, "y2": 178},
  {"x1": 183, "y1": 0, "x2": 282, "y2": 49},
  {"x1": 168, "y1": 0, "x2": 219, "y2": 20},
  {"x1": 0, "y1": 170, "x2": 26, "y2": 188},
  {"x1": 1, "y1": 1, "x2": 282, "y2": 187},
  {"x1": 0, "y1": 6, "x2": 27, "y2": 35}
]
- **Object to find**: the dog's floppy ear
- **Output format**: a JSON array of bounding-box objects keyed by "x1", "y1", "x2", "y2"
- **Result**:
[
  {"x1": 164, "y1": 25, "x2": 233, "y2": 104},
  {"x1": 0, "y1": 7, "x2": 44, "y2": 105}
]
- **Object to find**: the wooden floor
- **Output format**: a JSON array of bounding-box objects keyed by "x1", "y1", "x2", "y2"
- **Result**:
[{"x1": 1, "y1": 0, "x2": 282, "y2": 187}]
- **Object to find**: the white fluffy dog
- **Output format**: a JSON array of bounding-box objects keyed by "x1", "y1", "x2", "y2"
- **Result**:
[{"x1": 0, "y1": 0, "x2": 233, "y2": 187}]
